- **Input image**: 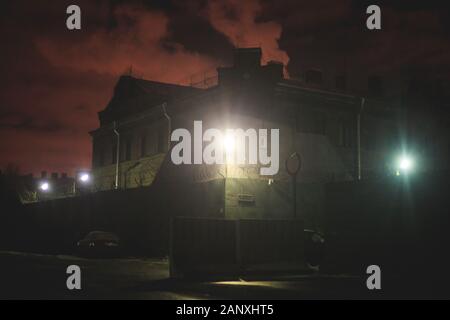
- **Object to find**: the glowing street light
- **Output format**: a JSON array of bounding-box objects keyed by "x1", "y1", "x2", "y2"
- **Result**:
[
  {"x1": 39, "y1": 182, "x2": 50, "y2": 191},
  {"x1": 222, "y1": 132, "x2": 236, "y2": 165},
  {"x1": 79, "y1": 173, "x2": 90, "y2": 183},
  {"x1": 223, "y1": 133, "x2": 235, "y2": 154},
  {"x1": 399, "y1": 157, "x2": 412, "y2": 170},
  {"x1": 396, "y1": 155, "x2": 414, "y2": 175}
]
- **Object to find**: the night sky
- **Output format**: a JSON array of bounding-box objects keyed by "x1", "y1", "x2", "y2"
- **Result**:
[{"x1": 0, "y1": 0, "x2": 449, "y2": 175}]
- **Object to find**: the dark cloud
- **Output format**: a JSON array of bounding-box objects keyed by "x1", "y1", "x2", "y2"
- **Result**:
[
  {"x1": 163, "y1": 1, "x2": 235, "y2": 63},
  {"x1": 0, "y1": 113, "x2": 66, "y2": 133}
]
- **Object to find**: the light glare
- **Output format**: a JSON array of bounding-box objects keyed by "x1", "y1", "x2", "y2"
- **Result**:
[
  {"x1": 79, "y1": 173, "x2": 90, "y2": 182},
  {"x1": 39, "y1": 182, "x2": 49, "y2": 191},
  {"x1": 223, "y1": 133, "x2": 235, "y2": 154},
  {"x1": 397, "y1": 155, "x2": 414, "y2": 174}
]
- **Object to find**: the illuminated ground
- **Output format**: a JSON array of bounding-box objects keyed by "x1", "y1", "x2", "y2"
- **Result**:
[{"x1": 0, "y1": 251, "x2": 436, "y2": 299}]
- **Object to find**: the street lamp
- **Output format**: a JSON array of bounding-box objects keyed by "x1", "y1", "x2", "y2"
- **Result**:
[
  {"x1": 39, "y1": 181, "x2": 50, "y2": 192},
  {"x1": 74, "y1": 171, "x2": 91, "y2": 195},
  {"x1": 396, "y1": 155, "x2": 414, "y2": 175},
  {"x1": 222, "y1": 132, "x2": 236, "y2": 165},
  {"x1": 79, "y1": 172, "x2": 90, "y2": 183},
  {"x1": 223, "y1": 133, "x2": 235, "y2": 153},
  {"x1": 399, "y1": 157, "x2": 412, "y2": 171}
]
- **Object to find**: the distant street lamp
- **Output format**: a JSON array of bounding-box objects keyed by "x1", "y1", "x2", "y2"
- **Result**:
[
  {"x1": 396, "y1": 155, "x2": 414, "y2": 175},
  {"x1": 79, "y1": 173, "x2": 90, "y2": 183},
  {"x1": 74, "y1": 171, "x2": 91, "y2": 195},
  {"x1": 39, "y1": 181, "x2": 50, "y2": 192}
]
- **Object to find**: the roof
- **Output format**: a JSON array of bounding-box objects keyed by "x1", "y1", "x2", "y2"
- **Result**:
[{"x1": 98, "y1": 76, "x2": 203, "y2": 125}]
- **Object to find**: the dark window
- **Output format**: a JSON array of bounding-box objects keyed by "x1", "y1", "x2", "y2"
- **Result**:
[
  {"x1": 157, "y1": 127, "x2": 166, "y2": 153},
  {"x1": 296, "y1": 111, "x2": 313, "y2": 133},
  {"x1": 363, "y1": 127, "x2": 376, "y2": 150},
  {"x1": 315, "y1": 112, "x2": 326, "y2": 135},
  {"x1": 338, "y1": 122, "x2": 344, "y2": 146},
  {"x1": 368, "y1": 75, "x2": 383, "y2": 97},
  {"x1": 339, "y1": 120, "x2": 353, "y2": 148},
  {"x1": 140, "y1": 134, "x2": 147, "y2": 157},
  {"x1": 125, "y1": 139, "x2": 132, "y2": 161},
  {"x1": 336, "y1": 74, "x2": 347, "y2": 91},
  {"x1": 305, "y1": 69, "x2": 323, "y2": 86},
  {"x1": 99, "y1": 148, "x2": 105, "y2": 166},
  {"x1": 296, "y1": 110, "x2": 326, "y2": 134}
]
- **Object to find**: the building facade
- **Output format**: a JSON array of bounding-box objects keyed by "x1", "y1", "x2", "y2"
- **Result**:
[{"x1": 89, "y1": 48, "x2": 446, "y2": 225}]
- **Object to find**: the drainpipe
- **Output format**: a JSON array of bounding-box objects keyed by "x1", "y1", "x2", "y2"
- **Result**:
[
  {"x1": 113, "y1": 121, "x2": 120, "y2": 189},
  {"x1": 357, "y1": 97, "x2": 365, "y2": 180},
  {"x1": 161, "y1": 102, "x2": 171, "y2": 151}
]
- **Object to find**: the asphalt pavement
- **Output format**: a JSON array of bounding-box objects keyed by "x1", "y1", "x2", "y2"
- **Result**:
[{"x1": 0, "y1": 251, "x2": 438, "y2": 299}]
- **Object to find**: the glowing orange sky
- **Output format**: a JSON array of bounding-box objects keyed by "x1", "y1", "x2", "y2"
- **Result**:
[{"x1": 0, "y1": 0, "x2": 448, "y2": 176}]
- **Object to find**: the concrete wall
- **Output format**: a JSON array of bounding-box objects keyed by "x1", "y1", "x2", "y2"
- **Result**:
[
  {"x1": 224, "y1": 178, "x2": 325, "y2": 230},
  {"x1": 92, "y1": 153, "x2": 165, "y2": 191},
  {"x1": 6, "y1": 176, "x2": 225, "y2": 256}
]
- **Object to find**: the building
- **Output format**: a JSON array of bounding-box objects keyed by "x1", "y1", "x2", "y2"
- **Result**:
[{"x1": 89, "y1": 48, "x2": 447, "y2": 225}]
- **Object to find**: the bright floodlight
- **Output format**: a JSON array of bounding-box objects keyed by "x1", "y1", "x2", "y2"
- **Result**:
[
  {"x1": 398, "y1": 156, "x2": 414, "y2": 172},
  {"x1": 39, "y1": 182, "x2": 49, "y2": 191},
  {"x1": 223, "y1": 133, "x2": 235, "y2": 154},
  {"x1": 79, "y1": 173, "x2": 90, "y2": 183}
]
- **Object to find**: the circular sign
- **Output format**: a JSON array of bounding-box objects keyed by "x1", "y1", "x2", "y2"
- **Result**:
[{"x1": 285, "y1": 152, "x2": 302, "y2": 176}]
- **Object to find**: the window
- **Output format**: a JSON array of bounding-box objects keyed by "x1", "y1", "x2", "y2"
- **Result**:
[
  {"x1": 363, "y1": 126, "x2": 377, "y2": 150},
  {"x1": 125, "y1": 139, "x2": 132, "y2": 161},
  {"x1": 305, "y1": 69, "x2": 323, "y2": 86},
  {"x1": 157, "y1": 127, "x2": 166, "y2": 153},
  {"x1": 336, "y1": 74, "x2": 347, "y2": 91},
  {"x1": 140, "y1": 134, "x2": 147, "y2": 157},
  {"x1": 99, "y1": 147, "x2": 105, "y2": 166},
  {"x1": 315, "y1": 112, "x2": 326, "y2": 135},
  {"x1": 368, "y1": 75, "x2": 383, "y2": 97},
  {"x1": 339, "y1": 120, "x2": 353, "y2": 148},
  {"x1": 296, "y1": 111, "x2": 313, "y2": 133},
  {"x1": 296, "y1": 110, "x2": 326, "y2": 134}
]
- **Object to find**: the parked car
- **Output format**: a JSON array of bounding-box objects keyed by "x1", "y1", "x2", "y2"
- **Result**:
[
  {"x1": 76, "y1": 231, "x2": 120, "y2": 257},
  {"x1": 304, "y1": 229, "x2": 325, "y2": 271}
]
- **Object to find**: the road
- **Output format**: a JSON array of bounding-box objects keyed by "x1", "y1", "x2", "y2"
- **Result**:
[{"x1": 0, "y1": 251, "x2": 432, "y2": 299}]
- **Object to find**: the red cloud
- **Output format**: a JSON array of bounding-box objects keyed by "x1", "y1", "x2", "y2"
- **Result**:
[{"x1": 35, "y1": 5, "x2": 219, "y2": 84}]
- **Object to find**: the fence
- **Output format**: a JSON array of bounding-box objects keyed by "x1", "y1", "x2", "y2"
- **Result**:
[{"x1": 169, "y1": 217, "x2": 304, "y2": 278}]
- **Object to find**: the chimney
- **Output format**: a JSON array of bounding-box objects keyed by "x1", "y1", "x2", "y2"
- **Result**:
[
  {"x1": 218, "y1": 47, "x2": 278, "y2": 87},
  {"x1": 233, "y1": 47, "x2": 262, "y2": 69},
  {"x1": 266, "y1": 61, "x2": 284, "y2": 81},
  {"x1": 61, "y1": 172, "x2": 68, "y2": 179},
  {"x1": 51, "y1": 172, "x2": 58, "y2": 179},
  {"x1": 41, "y1": 171, "x2": 47, "y2": 179}
]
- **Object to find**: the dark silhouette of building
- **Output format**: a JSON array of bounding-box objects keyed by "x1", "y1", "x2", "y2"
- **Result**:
[{"x1": 89, "y1": 47, "x2": 449, "y2": 220}]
